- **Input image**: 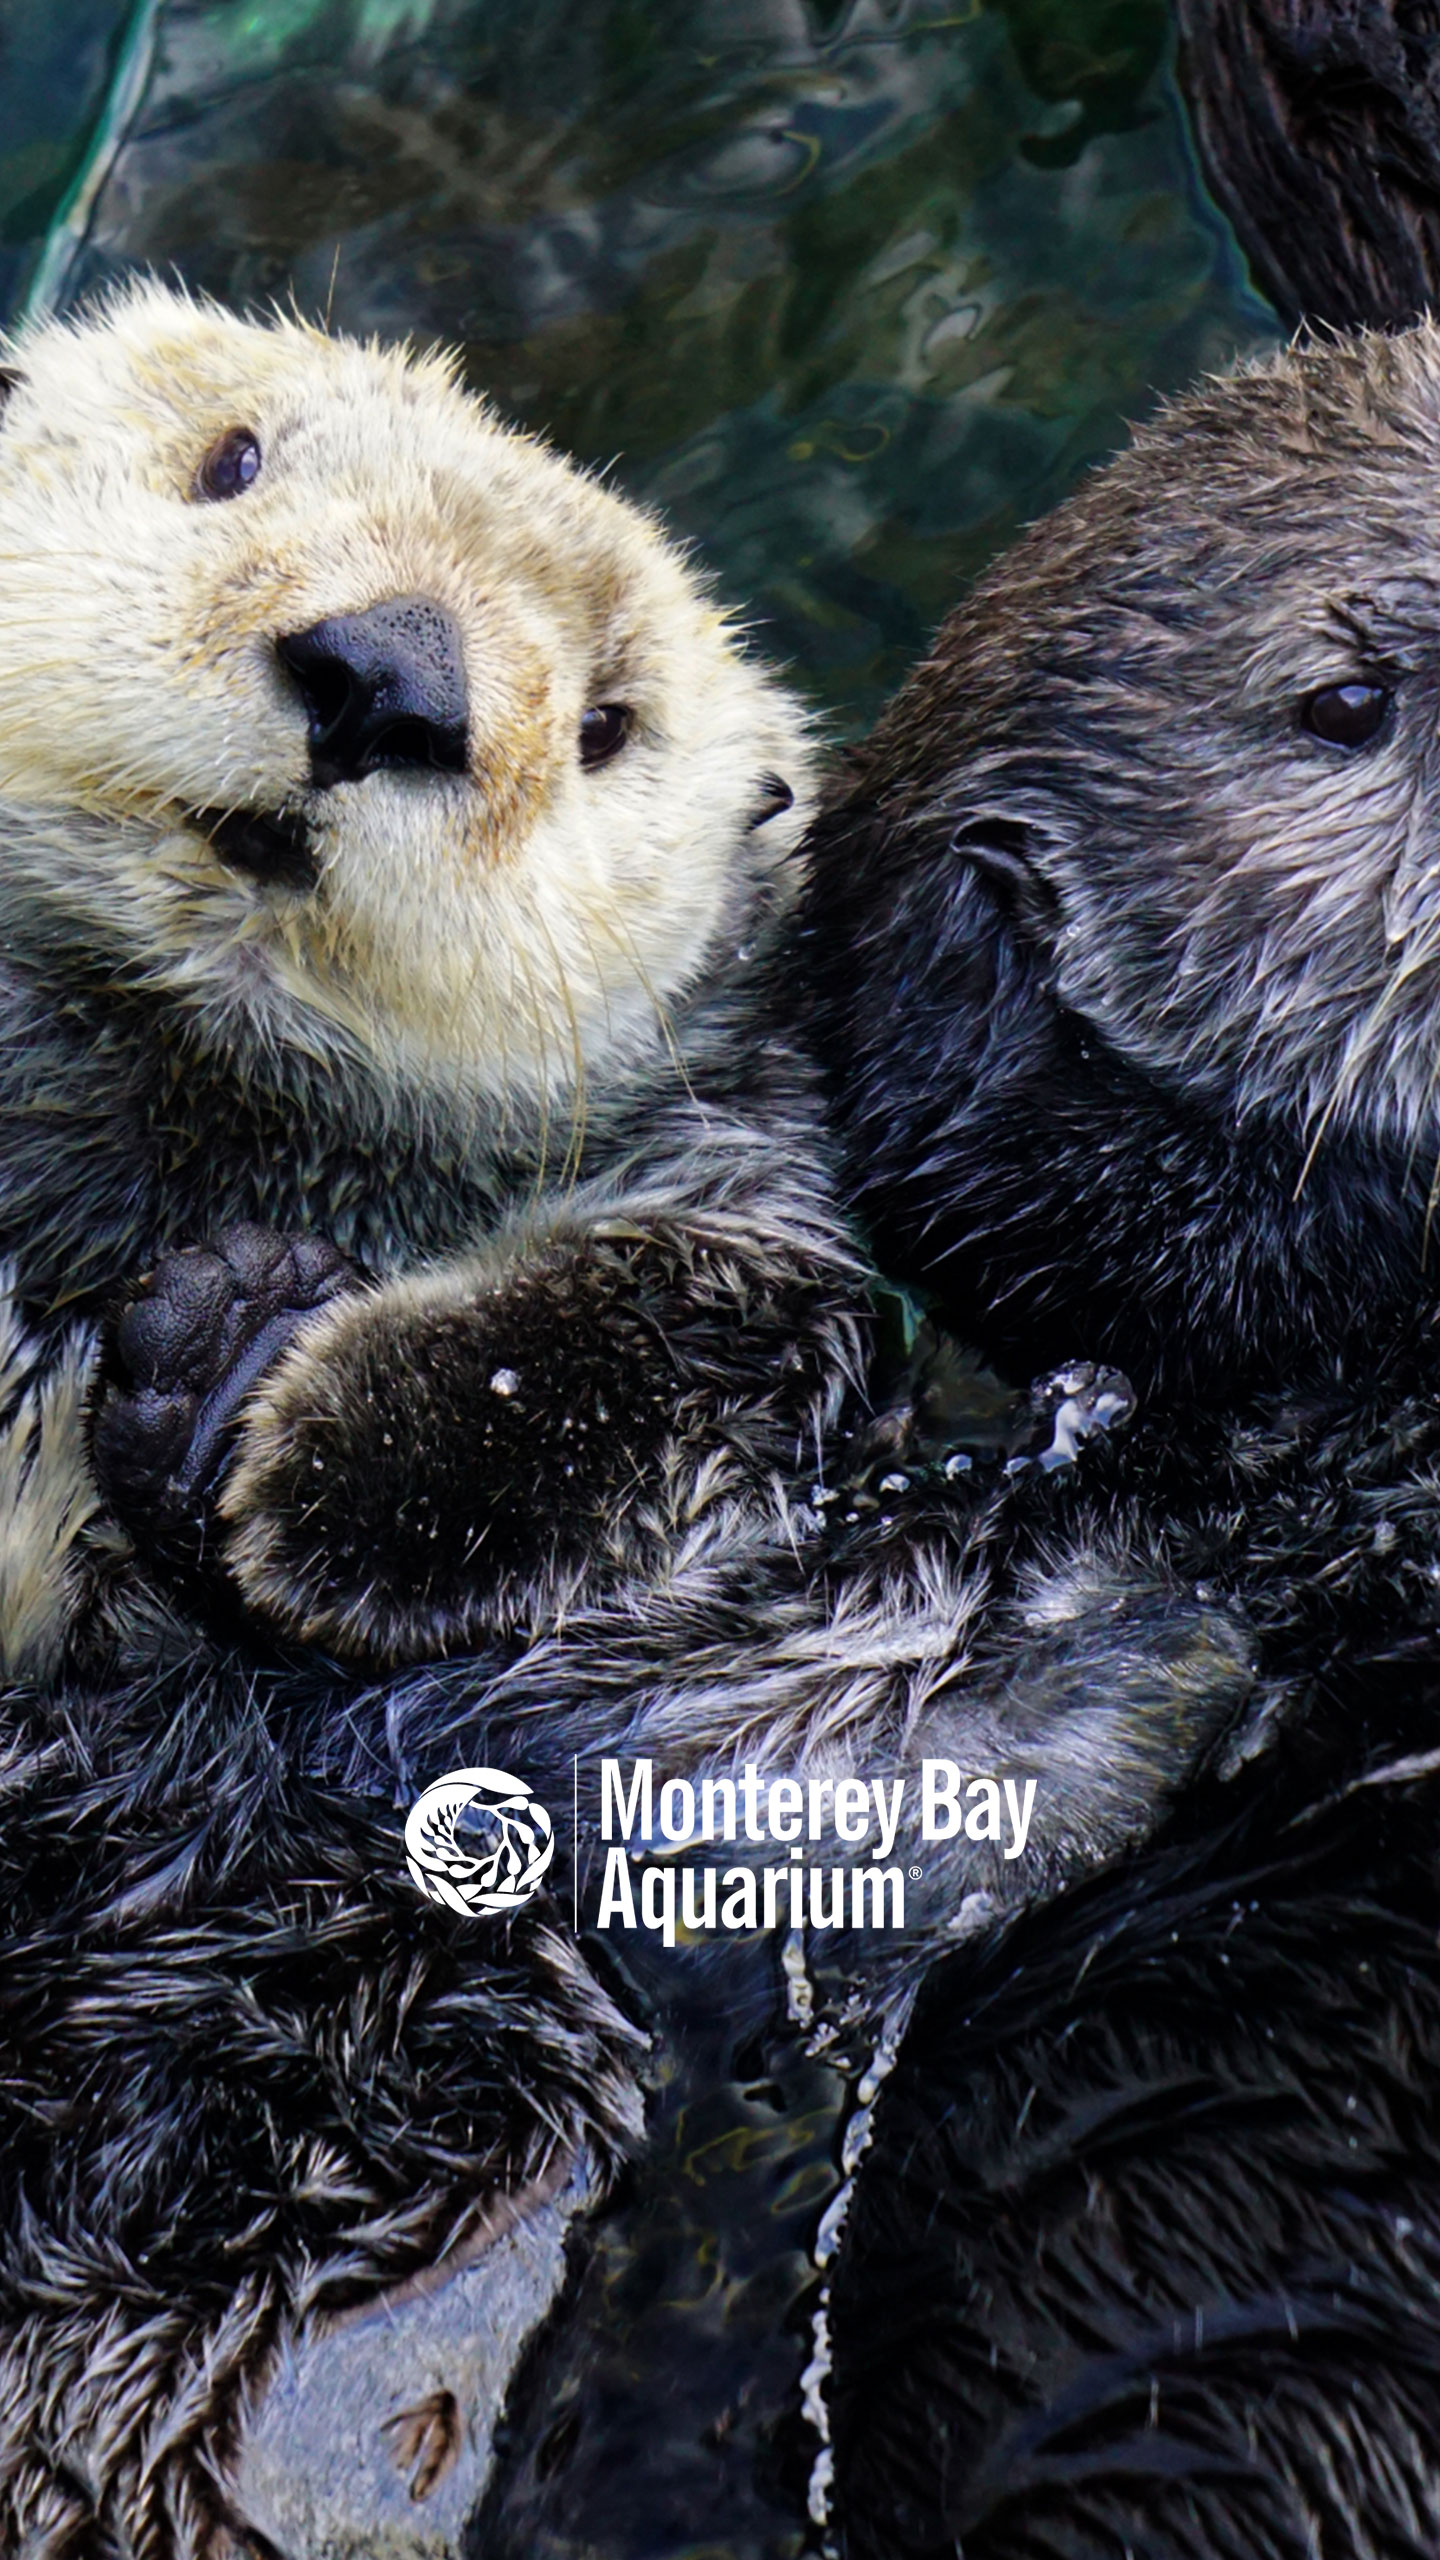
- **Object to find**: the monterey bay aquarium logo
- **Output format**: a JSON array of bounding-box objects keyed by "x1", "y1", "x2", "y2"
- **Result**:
[
  {"x1": 405, "y1": 1756, "x2": 1038, "y2": 1937},
  {"x1": 405, "y1": 1768, "x2": 556, "y2": 1915}
]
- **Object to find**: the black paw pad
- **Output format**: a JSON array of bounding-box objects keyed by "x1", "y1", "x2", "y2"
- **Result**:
[{"x1": 93, "y1": 1226, "x2": 356, "y2": 1559}]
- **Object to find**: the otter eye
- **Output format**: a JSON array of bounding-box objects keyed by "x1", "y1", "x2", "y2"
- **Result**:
[
  {"x1": 1300, "y1": 681, "x2": 1392, "y2": 748},
  {"x1": 196, "y1": 427, "x2": 262, "y2": 502},
  {"x1": 0, "y1": 368, "x2": 22, "y2": 412},
  {"x1": 579, "y1": 703, "x2": 631, "y2": 768}
]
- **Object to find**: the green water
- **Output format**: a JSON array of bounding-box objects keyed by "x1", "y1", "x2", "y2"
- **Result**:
[
  {"x1": 0, "y1": 6, "x2": 1281, "y2": 2551},
  {"x1": 12, "y1": 0, "x2": 1277, "y2": 731},
  {"x1": 0, "y1": 0, "x2": 135, "y2": 314}
]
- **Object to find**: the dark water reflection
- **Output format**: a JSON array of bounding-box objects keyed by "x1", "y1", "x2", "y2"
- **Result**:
[
  {"x1": 0, "y1": 0, "x2": 132, "y2": 318},
  {"x1": 474, "y1": 1925, "x2": 848, "y2": 2560},
  {"x1": 32, "y1": 0, "x2": 1276, "y2": 728}
]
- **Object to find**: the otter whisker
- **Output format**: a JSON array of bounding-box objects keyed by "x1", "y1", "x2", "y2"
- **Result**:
[{"x1": 1295, "y1": 898, "x2": 1440, "y2": 1197}]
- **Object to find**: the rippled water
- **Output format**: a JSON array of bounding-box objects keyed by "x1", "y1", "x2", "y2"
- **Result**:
[
  {"x1": 10, "y1": 0, "x2": 1276, "y2": 729},
  {"x1": 1, "y1": 8, "x2": 1280, "y2": 2552}
]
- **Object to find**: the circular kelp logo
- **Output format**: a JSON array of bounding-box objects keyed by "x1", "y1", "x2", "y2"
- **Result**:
[{"x1": 404, "y1": 1767, "x2": 555, "y2": 1916}]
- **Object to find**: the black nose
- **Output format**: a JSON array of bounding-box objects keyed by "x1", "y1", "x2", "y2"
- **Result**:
[{"x1": 276, "y1": 596, "x2": 469, "y2": 789}]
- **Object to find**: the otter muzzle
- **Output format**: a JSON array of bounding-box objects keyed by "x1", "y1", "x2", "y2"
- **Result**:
[{"x1": 277, "y1": 596, "x2": 469, "y2": 790}]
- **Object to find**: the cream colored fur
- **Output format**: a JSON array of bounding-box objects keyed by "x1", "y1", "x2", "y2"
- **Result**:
[{"x1": 0, "y1": 280, "x2": 814, "y2": 1108}]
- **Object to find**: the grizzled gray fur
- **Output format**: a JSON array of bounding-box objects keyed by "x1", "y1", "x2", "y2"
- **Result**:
[
  {"x1": 800, "y1": 319, "x2": 1440, "y2": 2559},
  {"x1": 0, "y1": 282, "x2": 1255, "y2": 2553}
]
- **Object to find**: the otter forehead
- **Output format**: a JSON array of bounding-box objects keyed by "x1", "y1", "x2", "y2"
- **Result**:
[
  {"x1": 0, "y1": 281, "x2": 811, "y2": 1102},
  {"x1": 857, "y1": 322, "x2": 1440, "y2": 1151},
  {"x1": 3, "y1": 290, "x2": 653, "y2": 608},
  {"x1": 878, "y1": 326, "x2": 1440, "y2": 776}
]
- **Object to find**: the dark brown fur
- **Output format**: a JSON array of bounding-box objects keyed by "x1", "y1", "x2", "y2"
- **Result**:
[{"x1": 797, "y1": 322, "x2": 1440, "y2": 2559}]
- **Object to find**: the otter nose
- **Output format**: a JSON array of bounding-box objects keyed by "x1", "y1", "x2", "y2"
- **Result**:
[{"x1": 277, "y1": 596, "x2": 469, "y2": 789}]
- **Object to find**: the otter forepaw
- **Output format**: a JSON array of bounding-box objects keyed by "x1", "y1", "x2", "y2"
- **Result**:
[
  {"x1": 213, "y1": 1251, "x2": 683, "y2": 1661},
  {"x1": 92, "y1": 1226, "x2": 358, "y2": 1570}
]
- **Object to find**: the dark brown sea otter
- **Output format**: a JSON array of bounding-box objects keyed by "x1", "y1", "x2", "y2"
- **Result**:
[
  {"x1": 798, "y1": 326, "x2": 1440, "y2": 2560},
  {"x1": 802, "y1": 324, "x2": 1440, "y2": 1408}
]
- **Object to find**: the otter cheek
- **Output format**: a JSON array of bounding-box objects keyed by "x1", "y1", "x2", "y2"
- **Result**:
[
  {"x1": 0, "y1": 536, "x2": 113, "y2": 803},
  {"x1": 0, "y1": 548, "x2": 293, "y2": 819}
]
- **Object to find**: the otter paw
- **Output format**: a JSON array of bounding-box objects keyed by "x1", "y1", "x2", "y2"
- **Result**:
[{"x1": 92, "y1": 1226, "x2": 358, "y2": 1566}]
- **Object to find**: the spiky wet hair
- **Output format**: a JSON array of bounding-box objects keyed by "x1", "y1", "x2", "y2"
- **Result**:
[{"x1": 802, "y1": 323, "x2": 1440, "y2": 1398}]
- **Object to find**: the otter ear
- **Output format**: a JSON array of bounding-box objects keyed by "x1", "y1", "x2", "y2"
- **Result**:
[
  {"x1": 746, "y1": 773, "x2": 795, "y2": 831},
  {"x1": 950, "y1": 815, "x2": 1063, "y2": 945}
]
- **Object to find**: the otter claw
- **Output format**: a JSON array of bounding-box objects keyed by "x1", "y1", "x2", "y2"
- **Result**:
[{"x1": 93, "y1": 1226, "x2": 357, "y2": 1561}]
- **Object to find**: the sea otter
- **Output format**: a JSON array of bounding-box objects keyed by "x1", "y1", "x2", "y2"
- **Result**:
[
  {"x1": 0, "y1": 272, "x2": 1245, "y2": 1837},
  {"x1": 0, "y1": 270, "x2": 839, "y2": 2559},
  {"x1": 0, "y1": 275, "x2": 863, "y2": 1672},
  {"x1": 0, "y1": 283, "x2": 1257, "y2": 2558},
  {"x1": 799, "y1": 323, "x2": 1440, "y2": 2556}
]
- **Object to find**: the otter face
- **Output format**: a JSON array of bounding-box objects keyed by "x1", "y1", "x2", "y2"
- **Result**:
[
  {"x1": 859, "y1": 324, "x2": 1440, "y2": 1160},
  {"x1": 0, "y1": 281, "x2": 811, "y2": 1099}
]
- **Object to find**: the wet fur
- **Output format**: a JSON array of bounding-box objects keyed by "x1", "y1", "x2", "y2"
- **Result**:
[
  {"x1": 827, "y1": 1733, "x2": 1440, "y2": 2560},
  {"x1": 0, "y1": 286, "x2": 1255, "y2": 2554},
  {"x1": 799, "y1": 323, "x2": 1440, "y2": 2556},
  {"x1": 0, "y1": 1636, "x2": 644, "y2": 2558}
]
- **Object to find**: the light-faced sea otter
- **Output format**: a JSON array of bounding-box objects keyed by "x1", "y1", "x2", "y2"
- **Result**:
[
  {"x1": 0, "y1": 283, "x2": 1253, "y2": 2559},
  {"x1": 0, "y1": 276, "x2": 860, "y2": 1670}
]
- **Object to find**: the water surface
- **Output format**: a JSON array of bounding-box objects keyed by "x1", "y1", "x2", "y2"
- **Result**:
[{"x1": 22, "y1": 0, "x2": 1277, "y2": 728}]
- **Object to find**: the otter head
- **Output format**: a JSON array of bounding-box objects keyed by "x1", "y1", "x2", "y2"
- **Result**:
[
  {"x1": 0, "y1": 280, "x2": 811, "y2": 1106},
  {"x1": 802, "y1": 325, "x2": 1440, "y2": 1399}
]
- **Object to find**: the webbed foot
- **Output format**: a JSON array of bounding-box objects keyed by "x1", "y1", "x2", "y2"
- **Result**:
[{"x1": 92, "y1": 1225, "x2": 357, "y2": 1572}]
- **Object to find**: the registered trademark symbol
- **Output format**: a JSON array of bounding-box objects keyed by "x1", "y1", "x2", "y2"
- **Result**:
[{"x1": 908, "y1": 1864, "x2": 923, "y2": 1881}]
